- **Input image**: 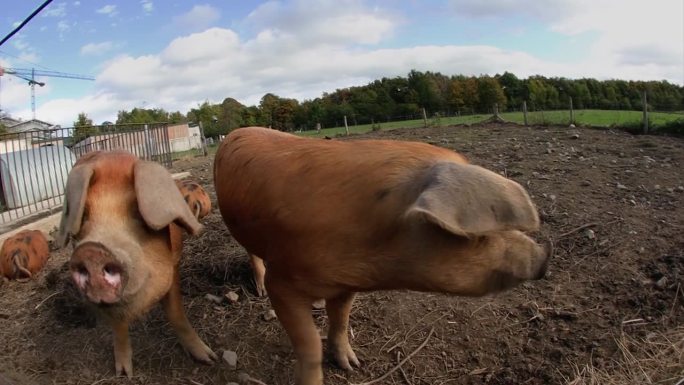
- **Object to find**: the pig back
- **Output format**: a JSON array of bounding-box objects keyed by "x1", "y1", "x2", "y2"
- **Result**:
[{"x1": 213, "y1": 127, "x2": 466, "y2": 264}]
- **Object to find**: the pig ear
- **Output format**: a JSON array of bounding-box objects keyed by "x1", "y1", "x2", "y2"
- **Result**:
[
  {"x1": 406, "y1": 163, "x2": 540, "y2": 237},
  {"x1": 57, "y1": 165, "x2": 94, "y2": 248},
  {"x1": 134, "y1": 160, "x2": 203, "y2": 235}
]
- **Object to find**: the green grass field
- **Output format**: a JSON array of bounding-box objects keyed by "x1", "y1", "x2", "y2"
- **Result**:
[{"x1": 299, "y1": 109, "x2": 684, "y2": 139}]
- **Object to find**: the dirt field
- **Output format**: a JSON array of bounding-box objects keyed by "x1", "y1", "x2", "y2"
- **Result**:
[{"x1": 1, "y1": 123, "x2": 682, "y2": 385}]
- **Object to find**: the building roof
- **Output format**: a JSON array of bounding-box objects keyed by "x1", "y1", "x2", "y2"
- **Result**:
[
  {"x1": 7, "y1": 119, "x2": 57, "y2": 132},
  {"x1": 0, "y1": 115, "x2": 21, "y2": 127}
]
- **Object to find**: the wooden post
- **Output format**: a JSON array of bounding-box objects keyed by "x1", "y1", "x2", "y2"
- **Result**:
[
  {"x1": 523, "y1": 101, "x2": 528, "y2": 126},
  {"x1": 197, "y1": 121, "x2": 208, "y2": 156},
  {"x1": 642, "y1": 90, "x2": 649, "y2": 134},
  {"x1": 422, "y1": 108, "x2": 428, "y2": 128},
  {"x1": 569, "y1": 96, "x2": 574, "y2": 125},
  {"x1": 343, "y1": 115, "x2": 349, "y2": 136}
]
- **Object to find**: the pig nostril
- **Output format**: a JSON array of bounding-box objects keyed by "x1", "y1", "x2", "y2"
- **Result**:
[
  {"x1": 74, "y1": 264, "x2": 88, "y2": 276},
  {"x1": 103, "y1": 263, "x2": 119, "y2": 276}
]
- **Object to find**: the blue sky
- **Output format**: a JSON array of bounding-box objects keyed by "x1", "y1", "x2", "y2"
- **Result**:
[{"x1": 0, "y1": 0, "x2": 682, "y2": 127}]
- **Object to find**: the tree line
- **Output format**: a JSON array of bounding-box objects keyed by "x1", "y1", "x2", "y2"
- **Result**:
[{"x1": 74, "y1": 70, "x2": 684, "y2": 138}]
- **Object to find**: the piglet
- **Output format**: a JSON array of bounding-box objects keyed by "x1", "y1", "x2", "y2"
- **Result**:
[
  {"x1": 175, "y1": 179, "x2": 212, "y2": 219},
  {"x1": 0, "y1": 229, "x2": 49, "y2": 280},
  {"x1": 57, "y1": 150, "x2": 217, "y2": 377}
]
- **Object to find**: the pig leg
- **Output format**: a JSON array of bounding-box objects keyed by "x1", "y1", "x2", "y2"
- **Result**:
[
  {"x1": 325, "y1": 292, "x2": 360, "y2": 370},
  {"x1": 267, "y1": 278, "x2": 323, "y2": 385},
  {"x1": 162, "y1": 268, "x2": 218, "y2": 363},
  {"x1": 111, "y1": 319, "x2": 133, "y2": 377},
  {"x1": 249, "y1": 254, "x2": 267, "y2": 297}
]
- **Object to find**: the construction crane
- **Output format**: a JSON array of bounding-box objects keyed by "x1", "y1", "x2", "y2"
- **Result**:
[{"x1": 0, "y1": 66, "x2": 94, "y2": 120}]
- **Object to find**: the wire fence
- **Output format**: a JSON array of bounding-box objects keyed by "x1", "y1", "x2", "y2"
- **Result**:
[
  {"x1": 303, "y1": 104, "x2": 684, "y2": 137},
  {"x1": 0, "y1": 122, "x2": 173, "y2": 232}
]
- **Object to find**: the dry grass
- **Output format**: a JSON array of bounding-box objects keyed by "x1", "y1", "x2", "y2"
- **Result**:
[{"x1": 566, "y1": 326, "x2": 684, "y2": 385}]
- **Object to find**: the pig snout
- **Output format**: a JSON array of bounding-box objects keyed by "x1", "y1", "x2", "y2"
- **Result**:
[
  {"x1": 533, "y1": 238, "x2": 553, "y2": 280},
  {"x1": 480, "y1": 233, "x2": 552, "y2": 295},
  {"x1": 70, "y1": 242, "x2": 126, "y2": 305}
]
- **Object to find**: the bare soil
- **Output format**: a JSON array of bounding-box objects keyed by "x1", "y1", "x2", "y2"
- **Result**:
[{"x1": 1, "y1": 123, "x2": 682, "y2": 385}]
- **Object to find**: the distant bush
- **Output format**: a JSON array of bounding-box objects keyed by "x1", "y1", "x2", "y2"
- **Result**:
[
  {"x1": 616, "y1": 118, "x2": 684, "y2": 136},
  {"x1": 652, "y1": 118, "x2": 684, "y2": 135}
]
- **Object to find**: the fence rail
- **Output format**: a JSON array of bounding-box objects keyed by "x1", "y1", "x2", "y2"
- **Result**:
[{"x1": 0, "y1": 122, "x2": 172, "y2": 232}]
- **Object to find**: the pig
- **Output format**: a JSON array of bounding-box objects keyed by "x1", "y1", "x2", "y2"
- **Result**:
[
  {"x1": 213, "y1": 127, "x2": 551, "y2": 385},
  {"x1": 175, "y1": 179, "x2": 212, "y2": 220},
  {"x1": 0, "y1": 229, "x2": 50, "y2": 280},
  {"x1": 57, "y1": 150, "x2": 217, "y2": 377}
]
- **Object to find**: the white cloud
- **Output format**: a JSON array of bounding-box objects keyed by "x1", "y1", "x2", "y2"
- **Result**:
[
  {"x1": 80, "y1": 41, "x2": 115, "y2": 56},
  {"x1": 141, "y1": 0, "x2": 153, "y2": 13},
  {"x1": 8, "y1": 1, "x2": 682, "y2": 127},
  {"x1": 10, "y1": 37, "x2": 39, "y2": 63},
  {"x1": 11, "y1": 39, "x2": 30, "y2": 51},
  {"x1": 94, "y1": 27, "x2": 561, "y2": 118},
  {"x1": 17, "y1": 52, "x2": 40, "y2": 63},
  {"x1": 73, "y1": 1, "x2": 80, "y2": 6},
  {"x1": 0, "y1": 74, "x2": 53, "y2": 117},
  {"x1": 25, "y1": 92, "x2": 119, "y2": 126},
  {"x1": 96, "y1": 5, "x2": 118, "y2": 17},
  {"x1": 173, "y1": 4, "x2": 220, "y2": 31},
  {"x1": 246, "y1": 0, "x2": 396, "y2": 46},
  {"x1": 449, "y1": 0, "x2": 683, "y2": 84},
  {"x1": 449, "y1": 0, "x2": 577, "y2": 22},
  {"x1": 42, "y1": 2, "x2": 67, "y2": 18},
  {"x1": 56, "y1": 20, "x2": 70, "y2": 39}
]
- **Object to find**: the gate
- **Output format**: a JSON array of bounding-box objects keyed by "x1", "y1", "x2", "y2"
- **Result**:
[{"x1": 0, "y1": 122, "x2": 172, "y2": 231}]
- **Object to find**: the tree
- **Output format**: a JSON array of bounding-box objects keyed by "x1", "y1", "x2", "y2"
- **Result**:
[
  {"x1": 477, "y1": 76, "x2": 507, "y2": 113},
  {"x1": 188, "y1": 101, "x2": 222, "y2": 138},
  {"x1": 169, "y1": 111, "x2": 187, "y2": 124},
  {"x1": 408, "y1": 70, "x2": 445, "y2": 113},
  {"x1": 447, "y1": 77, "x2": 466, "y2": 113},
  {"x1": 497, "y1": 72, "x2": 524, "y2": 109},
  {"x1": 217, "y1": 98, "x2": 246, "y2": 132},
  {"x1": 72, "y1": 112, "x2": 97, "y2": 143}
]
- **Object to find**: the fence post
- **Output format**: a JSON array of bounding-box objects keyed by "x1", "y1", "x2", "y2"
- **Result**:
[
  {"x1": 523, "y1": 101, "x2": 528, "y2": 126},
  {"x1": 198, "y1": 121, "x2": 208, "y2": 156},
  {"x1": 569, "y1": 96, "x2": 575, "y2": 125},
  {"x1": 343, "y1": 115, "x2": 349, "y2": 136},
  {"x1": 422, "y1": 108, "x2": 428, "y2": 128},
  {"x1": 143, "y1": 124, "x2": 152, "y2": 159},
  {"x1": 642, "y1": 90, "x2": 649, "y2": 134}
]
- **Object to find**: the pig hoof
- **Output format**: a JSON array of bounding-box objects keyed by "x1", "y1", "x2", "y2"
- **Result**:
[
  {"x1": 256, "y1": 285, "x2": 267, "y2": 297},
  {"x1": 330, "y1": 343, "x2": 360, "y2": 371},
  {"x1": 312, "y1": 299, "x2": 326, "y2": 309},
  {"x1": 115, "y1": 360, "x2": 133, "y2": 378},
  {"x1": 189, "y1": 341, "x2": 218, "y2": 364}
]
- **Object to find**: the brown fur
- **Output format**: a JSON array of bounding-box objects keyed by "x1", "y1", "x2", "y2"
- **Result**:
[
  {"x1": 0, "y1": 230, "x2": 49, "y2": 280},
  {"x1": 58, "y1": 150, "x2": 216, "y2": 377},
  {"x1": 214, "y1": 127, "x2": 551, "y2": 385},
  {"x1": 174, "y1": 179, "x2": 212, "y2": 219}
]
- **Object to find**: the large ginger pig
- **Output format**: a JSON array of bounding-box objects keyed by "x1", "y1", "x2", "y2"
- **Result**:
[{"x1": 214, "y1": 127, "x2": 551, "y2": 385}]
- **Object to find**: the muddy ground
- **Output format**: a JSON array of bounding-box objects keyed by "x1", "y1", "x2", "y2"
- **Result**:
[{"x1": 0, "y1": 123, "x2": 682, "y2": 385}]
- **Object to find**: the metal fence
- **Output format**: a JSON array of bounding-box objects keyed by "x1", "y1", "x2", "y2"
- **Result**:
[{"x1": 0, "y1": 122, "x2": 172, "y2": 231}]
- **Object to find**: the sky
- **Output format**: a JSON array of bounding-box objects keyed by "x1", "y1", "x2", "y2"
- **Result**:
[{"x1": 0, "y1": 0, "x2": 682, "y2": 127}]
